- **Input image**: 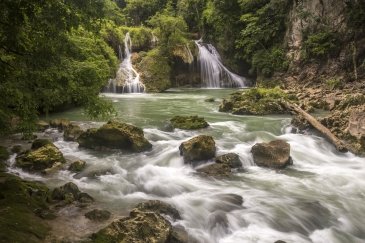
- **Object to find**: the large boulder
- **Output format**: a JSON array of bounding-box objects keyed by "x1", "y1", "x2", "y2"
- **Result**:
[
  {"x1": 16, "y1": 143, "x2": 66, "y2": 173},
  {"x1": 251, "y1": 140, "x2": 292, "y2": 168},
  {"x1": 170, "y1": 116, "x2": 209, "y2": 130},
  {"x1": 77, "y1": 121, "x2": 152, "y2": 152},
  {"x1": 179, "y1": 135, "x2": 216, "y2": 165},
  {"x1": 135, "y1": 200, "x2": 181, "y2": 220},
  {"x1": 64, "y1": 123, "x2": 83, "y2": 141},
  {"x1": 92, "y1": 209, "x2": 181, "y2": 243}
]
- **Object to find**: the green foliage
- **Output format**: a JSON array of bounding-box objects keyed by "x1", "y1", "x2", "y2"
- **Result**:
[
  {"x1": 252, "y1": 47, "x2": 288, "y2": 77},
  {"x1": 345, "y1": 1, "x2": 365, "y2": 31},
  {"x1": 124, "y1": 0, "x2": 168, "y2": 25},
  {"x1": 325, "y1": 77, "x2": 342, "y2": 90},
  {"x1": 302, "y1": 30, "x2": 338, "y2": 60}
]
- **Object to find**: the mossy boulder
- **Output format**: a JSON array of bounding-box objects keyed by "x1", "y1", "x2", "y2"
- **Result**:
[
  {"x1": 170, "y1": 116, "x2": 209, "y2": 130},
  {"x1": 31, "y1": 139, "x2": 52, "y2": 150},
  {"x1": 0, "y1": 172, "x2": 51, "y2": 242},
  {"x1": 92, "y1": 208, "x2": 186, "y2": 243},
  {"x1": 251, "y1": 140, "x2": 293, "y2": 168},
  {"x1": 135, "y1": 49, "x2": 171, "y2": 93},
  {"x1": 64, "y1": 123, "x2": 83, "y2": 141},
  {"x1": 68, "y1": 160, "x2": 86, "y2": 172},
  {"x1": 219, "y1": 88, "x2": 293, "y2": 115},
  {"x1": 215, "y1": 153, "x2": 242, "y2": 168},
  {"x1": 16, "y1": 143, "x2": 66, "y2": 173},
  {"x1": 77, "y1": 121, "x2": 152, "y2": 152},
  {"x1": 51, "y1": 182, "x2": 94, "y2": 204},
  {"x1": 135, "y1": 200, "x2": 181, "y2": 220},
  {"x1": 179, "y1": 135, "x2": 216, "y2": 165},
  {"x1": 85, "y1": 209, "x2": 111, "y2": 222}
]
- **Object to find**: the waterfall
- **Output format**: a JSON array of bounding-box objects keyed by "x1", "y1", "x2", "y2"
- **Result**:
[
  {"x1": 104, "y1": 33, "x2": 145, "y2": 93},
  {"x1": 195, "y1": 39, "x2": 246, "y2": 88}
]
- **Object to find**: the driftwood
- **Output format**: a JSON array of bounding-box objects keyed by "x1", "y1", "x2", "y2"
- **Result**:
[{"x1": 282, "y1": 101, "x2": 349, "y2": 152}]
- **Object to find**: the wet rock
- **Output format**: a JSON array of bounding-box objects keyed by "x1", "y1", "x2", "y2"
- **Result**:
[
  {"x1": 92, "y1": 209, "x2": 173, "y2": 243},
  {"x1": 251, "y1": 140, "x2": 293, "y2": 168},
  {"x1": 216, "y1": 193, "x2": 244, "y2": 208},
  {"x1": 51, "y1": 182, "x2": 93, "y2": 204},
  {"x1": 85, "y1": 209, "x2": 111, "y2": 221},
  {"x1": 274, "y1": 241, "x2": 287, "y2": 243},
  {"x1": 197, "y1": 163, "x2": 231, "y2": 177},
  {"x1": 36, "y1": 120, "x2": 50, "y2": 131},
  {"x1": 49, "y1": 118, "x2": 71, "y2": 131},
  {"x1": 68, "y1": 160, "x2": 86, "y2": 172},
  {"x1": 135, "y1": 200, "x2": 181, "y2": 220},
  {"x1": 170, "y1": 225, "x2": 189, "y2": 243},
  {"x1": 170, "y1": 116, "x2": 209, "y2": 130},
  {"x1": 208, "y1": 210, "x2": 229, "y2": 233},
  {"x1": 205, "y1": 98, "x2": 215, "y2": 102},
  {"x1": 31, "y1": 139, "x2": 52, "y2": 150},
  {"x1": 0, "y1": 146, "x2": 9, "y2": 172},
  {"x1": 291, "y1": 115, "x2": 311, "y2": 132},
  {"x1": 16, "y1": 143, "x2": 66, "y2": 173},
  {"x1": 77, "y1": 121, "x2": 152, "y2": 152},
  {"x1": 215, "y1": 153, "x2": 242, "y2": 168},
  {"x1": 179, "y1": 135, "x2": 216, "y2": 165},
  {"x1": 11, "y1": 145, "x2": 23, "y2": 154},
  {"x1": 219, "y1": 99, "x2": 234, "y2": 112},
  {"x1": 64, "y1": 123, "x2": 83, "y2": 141}
]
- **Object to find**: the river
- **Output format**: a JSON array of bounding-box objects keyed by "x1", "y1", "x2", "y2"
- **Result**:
[{"x1": 8, "y1": 89, "x2": 365, "y2": 243}]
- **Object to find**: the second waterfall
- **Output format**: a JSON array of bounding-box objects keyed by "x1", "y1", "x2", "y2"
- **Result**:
[{"x1": 106, "y1": 33, "x2": 145, "y2": 93}]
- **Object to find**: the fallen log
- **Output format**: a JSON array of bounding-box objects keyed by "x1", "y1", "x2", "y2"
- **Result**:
[{"x1": 282, "y1": 101, "x2": 349, "y2": 152}]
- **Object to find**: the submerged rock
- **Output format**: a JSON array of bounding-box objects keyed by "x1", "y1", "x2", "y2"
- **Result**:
[
  {"x1": 85, "y1": 209, "x2": 111, "y2": 221},
  {"x1": 179, "y1": 135, "x2": 216, "y2": 165},
  {"x1": 197, "y1": 163, "x2": 231, "y2": 177},
  {"x1": 135, "y1": 200, "x2": 181, "y2": 220},
  {"x1": 170, "y1": 116, "x2": 209, "y2": 130},
  {"x1": 64, "y1": 123, "x2": 83, "y2": 141},
  {"x1": 16, "y1": 143, "x2": 66, "y2": 173},
  {"x1": 77, "y1": 121, "x2": 152, "y2": 152},
  {"x1": 68, "y1": 160, "x2": 86, "y2": 172},
  {"x1": 215, "y1": 153, "x2": 242, "y2": 168},
  {"x1": 251, "y1": 140, "x2": 293, "y2": 168},
  {"x1": 51, "y1": 182, "x2": 94, "y2": 204}
]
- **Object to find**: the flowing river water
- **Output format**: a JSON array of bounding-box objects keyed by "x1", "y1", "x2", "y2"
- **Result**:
[{"x1": 7, "y1": 89, "x2": 365, "y2": 243}]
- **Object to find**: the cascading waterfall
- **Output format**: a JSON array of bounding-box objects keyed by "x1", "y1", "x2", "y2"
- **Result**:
[
  {"x1": 104, "y1": 33, "x2": 145, "y2": 93},
  {"x1": 195, "y1": 39, "x2": 246, "y2": 88}
]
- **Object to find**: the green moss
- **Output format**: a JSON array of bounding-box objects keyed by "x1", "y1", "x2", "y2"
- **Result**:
[
  {"x1": 0, "y1": 173, "x2": 51, "y2": 242},
  {"x1": 170, "y1": 116, "x2": 209, "y2": 130},
  {"x1": 325, "y1": 77, "x2": 343, "y2": 90},
  {"x1": 219, "y1": 87, "x2": 294, "y2": 115},
  {"x1": 136, "y1": 48, "x2": 171, "y2": 92},
  {"x1": 338, "y1": 94, "x2": 365, "y2": 110}
]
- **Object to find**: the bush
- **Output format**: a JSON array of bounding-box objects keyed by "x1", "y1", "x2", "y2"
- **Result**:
[{"x1": 302, "y1": 30, "x2": 338, "y2": 60}]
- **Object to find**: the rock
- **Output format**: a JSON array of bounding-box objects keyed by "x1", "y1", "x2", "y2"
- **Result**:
[
  {"x1": 0, "y1": 172, "x2": 51, "y2": 242},
  {"x1": 215, "y1": 153, "x2": 242, "y2": 168},
  {"x1": 274, "y1": 241, "x2": 287, "y2": 243},
  {"x1": 16, "y1": 143, "x2": 66, "y2": 173},
  {"x1": 347, "y1": 111, "x2": 365, "y2": 139},
  {"x1": 51, "y1": 182, "x2": 94, "y2": 204},
  {"x1": 251, "y1": 140, "x2": 293, "y2": 168},
  {"x1": 64, "y1": 123, "x2": 83, "y2": 141},
  {"x1": 85, "y1": 209, "x2": 111, "y2": 221},
  {"x1": 0, "y1": 146, "x2": 9, "y2": 172},
  {"x1": 36, "y1": 120, "x2": 49, "y2": 131},
  {"x1": 179, "y1": 135, "x2": 216, "y2": 165},
  {"x1": 31, "y1": 139, "x2": 52, "y2": 150},
  {"x1": 170, "y1": 116, "x2": 209, "y2": 130},
  {"x1": 205, "y1": 98, "x2": 215, "y2": 102},
  {"x1": 135, "y1": 200, "x2": 181, "y2": 220},
  {"x1": 92, "y1": 209, "x2": 173, "y2": 243},
  {"x1": 68, "y1": 160, "x2": 86, "y2": 172},
  {"x1": 77, "y1": 121, "x2": 152, "y2": 152},
  {"x1": 49, "y1": 118, "x2": 71, "y2": 130},
  {"x1": 197, "y1": 163, "x2": 231, "y2": 177},
  {"x1": 11, "y1": 145, "x2": 23, "y2": 154},
  {"x1": 170, "y1": 225, "x2": 189, "y2": 243},
  {"x1": 291, "y1": 115, "x2": 311, "y2": 132},
  {"x1": 219, "y1": 99, "x2": 234, "y2": 112}
]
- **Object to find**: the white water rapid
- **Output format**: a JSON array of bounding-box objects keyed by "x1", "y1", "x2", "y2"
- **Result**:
[
  {"x1": 5, "y1": 89, "x2": 365, "y2": 242},
  {"x1": 195, "y1": 40, "x2": 246, "y2": 88},
  {"x1": 104, "y1": 33, "x2": 145, "y2": 93}
]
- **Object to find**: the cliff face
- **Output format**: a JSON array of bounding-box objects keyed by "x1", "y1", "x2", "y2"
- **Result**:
[{"x1": 284, "y1": 0, "x2": 365, "y2": 85}]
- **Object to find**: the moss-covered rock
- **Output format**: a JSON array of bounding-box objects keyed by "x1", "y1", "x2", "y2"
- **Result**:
[
  {"x1": 197, "y1": 163, "x2": 232, "y2": 177},
  {"x1": 179, "y1": 135, "x2": 216, "y2": 165},
  {"x1": 77, "y1": 121, "x2": 152, "y2": 152},
  {"x1": 31, "y1": 139, "x2": 52, "y2": 150},
  {"x1": 51, "y1": 182, "x2": 94, "y2": 204},
  {"x1": 64, "y1": 123, "x2": 83, "y2": 141},
  {"x1": 49, "y1": 118, "x2": 71, "y2": 131},
  {"x1": 219, "y1": 87, "x2": 293, "y2": 115},
  {"x1": 91, "y1": 208, "x2": 185, "y2": 243},
  {"x1": 251, "y1": 140, "x2": 293, "y2": 168},
  {"x1": 68, "y1": 160, "x2": 86, "y2": 172},
  {"x1": 0, "y1": 172, "x2": 51, "y2": 242},
  {"x1": 16, "y1": 143, "x2": 66, "y2": 173},
  {"x1": 170, "y1": 116, "x2": 209, "y2": 130},
  {"x1": 136, "y1": 48, "x2": 171, "y2": 92},
  {"x1": 135, "y1": 200, "x2": 181, "y2": 220},
  {"x1": 85, "y1": 209, "x2": 111, "y2": 222}
]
